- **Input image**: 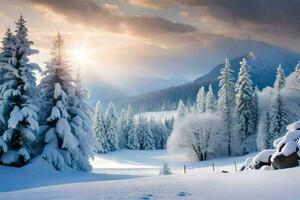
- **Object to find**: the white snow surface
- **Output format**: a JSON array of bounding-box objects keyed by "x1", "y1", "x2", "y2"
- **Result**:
[{"x1": 1, "y1": 150, "x2": 300, "y2": 200}]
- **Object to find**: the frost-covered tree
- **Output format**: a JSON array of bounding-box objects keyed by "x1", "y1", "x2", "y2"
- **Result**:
[
  {"x1": 126, "y1": 105, "x2": 139, "y2": 149},
  {"x1": 294, "y1": 62, "x2": 300, "y2": 86},
  {"x1": 0, "y1": 16, "x2": 41, "y2": 166},
  {"x1": 274, "y1": 65, "x2": 285, "y2": 90},
  {"x1": 177, "y1": 99, "x2": 186, "y2": 119},
  {"x1": 68, "y1": 71, "x2": 94, "y2": 171},
  {"x1": 159, "y1": 161, "x2": 172, "y2": 175},
  {"x1": 105, "y1": 102, "x2": 119, "y2": 151},
  {"x1": 137, "y1": 116, "x2": 155, "y2": 150},
  {"x1": 39, "y1": 33, "x2": 77, "y2": 170},
  {"x1": 93, "y1": 100, "x2": 108, "y2": 153},
  {"x1": 257, "y1": 109, "x2": 271, "y2": 150},
  {"x1": 0, "y1": 28, "x2": 15, "y2": 135},
  {"x1": 269, "y1": 66, "x2": 288, "y2": 145},
  {"x1": 196, "y1": 86, "x2": 206, "y2": 113},
  {"x1": 217, "y1": 58, "x2": 235, "y2": 156},
  {"x1": 252, "y1": 86, "x2": 259, "y2": 135},
  {"x1": 150, "y1": 118, "x2": 169, "y2": 149},
  {"x1": 118, "y1": 108, "x2": 127, "y2": 148},
  {"x1": 168, "y1": 112, "x2": 225, "y2": 161},
  {"x1": 205, "y1": 85, "x2": 216, "y2": 112},
  {"x1": 234, "y1": 58, "x2": 255, "y2": 155}
]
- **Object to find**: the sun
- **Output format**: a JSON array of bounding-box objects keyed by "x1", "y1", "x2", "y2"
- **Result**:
[{"x1": 70, "y1": 47, "x2": 90, "y2": 65}]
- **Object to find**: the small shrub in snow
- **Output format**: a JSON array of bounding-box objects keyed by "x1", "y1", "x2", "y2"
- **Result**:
[{"x1": 159, "y1": 161, "x2": 172, "y2": 175}]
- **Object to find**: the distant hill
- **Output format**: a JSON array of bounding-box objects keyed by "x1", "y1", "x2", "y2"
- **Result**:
[{"x1": 114, "y1": 42, "x2": 300, "y2": 112}]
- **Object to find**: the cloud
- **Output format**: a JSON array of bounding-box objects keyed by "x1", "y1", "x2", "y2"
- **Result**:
[
  {"x1": 28, "y1": 0, "x2": 198, "y2": 44},
  {"x1": 128, "y1": 0, "x2": 300, "y2": 37}
]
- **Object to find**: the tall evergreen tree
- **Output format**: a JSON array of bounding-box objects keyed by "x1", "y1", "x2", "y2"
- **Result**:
[
  {"x1": 93, "y1": 100, "x2": 108, "y2": 153},
  {"x1": 0, "y1": 16, "x2": 41, "y2": 166},
  {"x1": 294, "y1": 62, "x2": 300, "y2": 86},
  {"x1": 217, "y1": 58, "x2": 235, "y2": 156},
  {"x1": 68, "y1": 71, "x2": 94, "y2": 171},
  {"x1": 269, "y1": 66, "x2": 288, "y2": 145},
  {"x1": 125, "y1": 105, "x2": 139, "y2": 149},
  {"x1": 39, "y1": 33, "x2": 77, "y2": 170},
  {"x1": 196, "y1": 86, "x2": 206, "y2": 113},
  {"x1": 105, "y1": 102, "x2": 119, "y2": 151},
  {"x1": 205, "y1": 85, "x2": 216, "y2": 112},
  {"x1": 137, "y1": 117, "x2": 155, "y2": 150},
  {"x1": 0, "y1": 28, "x2": 15, "y2": 135},
  {"x1": 234, "y1": 58, "x2": 255, "y2": 155},
  {"x1": 118, "y1": 108, "x2": 127, "y2": 148},
  {"x1": 252, "y1": 86, "x2": 259, "y2": 135},
  {"x1": 177, "y1": 99, "x2": 186, "y2": 119}
]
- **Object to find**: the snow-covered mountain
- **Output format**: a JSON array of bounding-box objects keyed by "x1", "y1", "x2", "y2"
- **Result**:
[{"x1": 115, "y1": 42, "x2": 300, "y2": 112}]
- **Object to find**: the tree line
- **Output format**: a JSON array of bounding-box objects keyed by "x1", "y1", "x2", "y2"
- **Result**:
[{"x1": 169, "y1": 57, "x2": 294, "y2": 161}]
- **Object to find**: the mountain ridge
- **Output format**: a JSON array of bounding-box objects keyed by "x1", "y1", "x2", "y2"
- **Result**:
[{"x1": 111, "y1": 42, "x2": 300, "y2": 112}]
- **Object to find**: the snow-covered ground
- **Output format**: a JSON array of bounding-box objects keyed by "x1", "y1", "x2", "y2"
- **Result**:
[{"x1": 1, "y1": 150, "x2": 299, "y2": 200}]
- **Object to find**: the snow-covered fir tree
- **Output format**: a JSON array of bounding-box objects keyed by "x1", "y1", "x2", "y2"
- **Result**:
[
  {"x1": 268, "y1": 66, "x2": 288, "y2": 146},
  {"x1": 0, "y1": 28, "x2": 15, "y2": 135},
  {"x1": 196, "y1": 86, "x2": 206, "y2": 113},
  {"x1": 234, "y1": 58, "x2": 255, "y2": 155},
  {"x1": 257, "y1": 109, "x2": 271, "y2": 150},
  {"x1": 126, "y1": 105, "x2": 140, "y2": 149},
  {"x1": 217, "y1": 58, "x2": 235, "y2": 156},
  {"x1": 137, "y1": 116, "x2": 155, "y2": 150},
  {"x1": 150, "y1": 118, "x2": 169, "y2": 149},
  {"x1": 274, "y1": 65, "x2": 285, "y2": 90},
  {"x1": 294, "y1": 62, "x2": 300, "y2": 86},
  {"x1": 68, "y1": 71, "x2": 94, "y2": 171},
  {"x1": 205, "y1": 85, "x2": 216, "y2": 112},
  {"x1": 39, "y1": 33, "x2": 77, "y2": 170},
  {"x1": 159, "y1": 161, "x2": 172, "y2": 175},
  {"x1": 93, "y1": 100, "x2": 108, "y2": 153},
  {"x1": 0, "y1": 16, "x2": 41, "y2": 166},
  {"x1": 118, "y1": 108, "x2": 127, "y2": 148},
  {"x1": 177, "y1": 99, "x2": 186, "y2": 119},
  {"x1": 252, "y1": 86, "x2": 259, "y2": 135},
  {"x1": 105, "y1": 102, "x2": 119, "y2": 151}
]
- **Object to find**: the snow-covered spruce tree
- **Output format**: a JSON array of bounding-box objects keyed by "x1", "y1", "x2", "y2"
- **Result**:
[
  {"x1": 217, "y1": 58, "x2": 235, "y2": 156},
  {"x1": 0, "y1": 16, "x2": 41, "y2": 166},
  {"x1": 294, "y1": 62, "x2": 300, "y2": 86},
  {"x1": 268, "y1": 66, "x2": 288, "y2": 146},
  {"x1": 93, "y1": 100, "x2": 108, "y2": 153},
  {"x1": 0, "y1": 28, "x2": 15, "y2": 135},
  {"x1": 68, "y1": 71, "x2": 94, "y2": 171},
  {"x1": 137, "y1": 116, "x2": 155, "y2": 150},
  {"x1": 149, "y1": 118, "x2": 169, "y2": 149},
  {"x1": 234, "y1": 58, "x2": 255, "y2": 155},
  {"x1": 252, "y1": 86, "x2": 259, "y2": 135},
  {"x1": 126, "y1": 105, "x2": 139, "y2": 149},
  {"x1": 177, "y1": 99, "x2": 186, "y2": 119},
  {"x1": 205, "y1": 85, "x2": 216, "y2": 112},
  {"x1": 118, "y1": 108, "x2": 127, "y2": 148},
  {"x1": 196, "y1": 86, "x2": 206, "y2": 113},
  {"x1": 105, "y1": 102, "x2": 119, "y2": 151},
  {"x1": 39, "y1": 33, "x2": 78, "y2": 170},
  {"x1": 257, "y1": 109, "x2": 271, "y2": 150},
  {"x1": 159, "y1": 161, "x2": 172, "y2": 175}
]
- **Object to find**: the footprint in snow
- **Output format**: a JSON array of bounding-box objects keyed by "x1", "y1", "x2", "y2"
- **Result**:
[
  {"x1": 140, "y1": 194, "x2": 153, "y2": 200},
  {"x1": 177, "y1": 192, "x2": 192, "y2": 197}
]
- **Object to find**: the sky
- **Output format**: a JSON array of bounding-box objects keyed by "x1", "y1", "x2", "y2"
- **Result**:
[{"x1": 0, "y1": 0, "x2": 300, "y2": 97}]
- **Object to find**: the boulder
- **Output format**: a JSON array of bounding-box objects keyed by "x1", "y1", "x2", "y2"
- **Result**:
[{"x1": 272, "y1": 152, "x2": 299, "y2": 170}]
